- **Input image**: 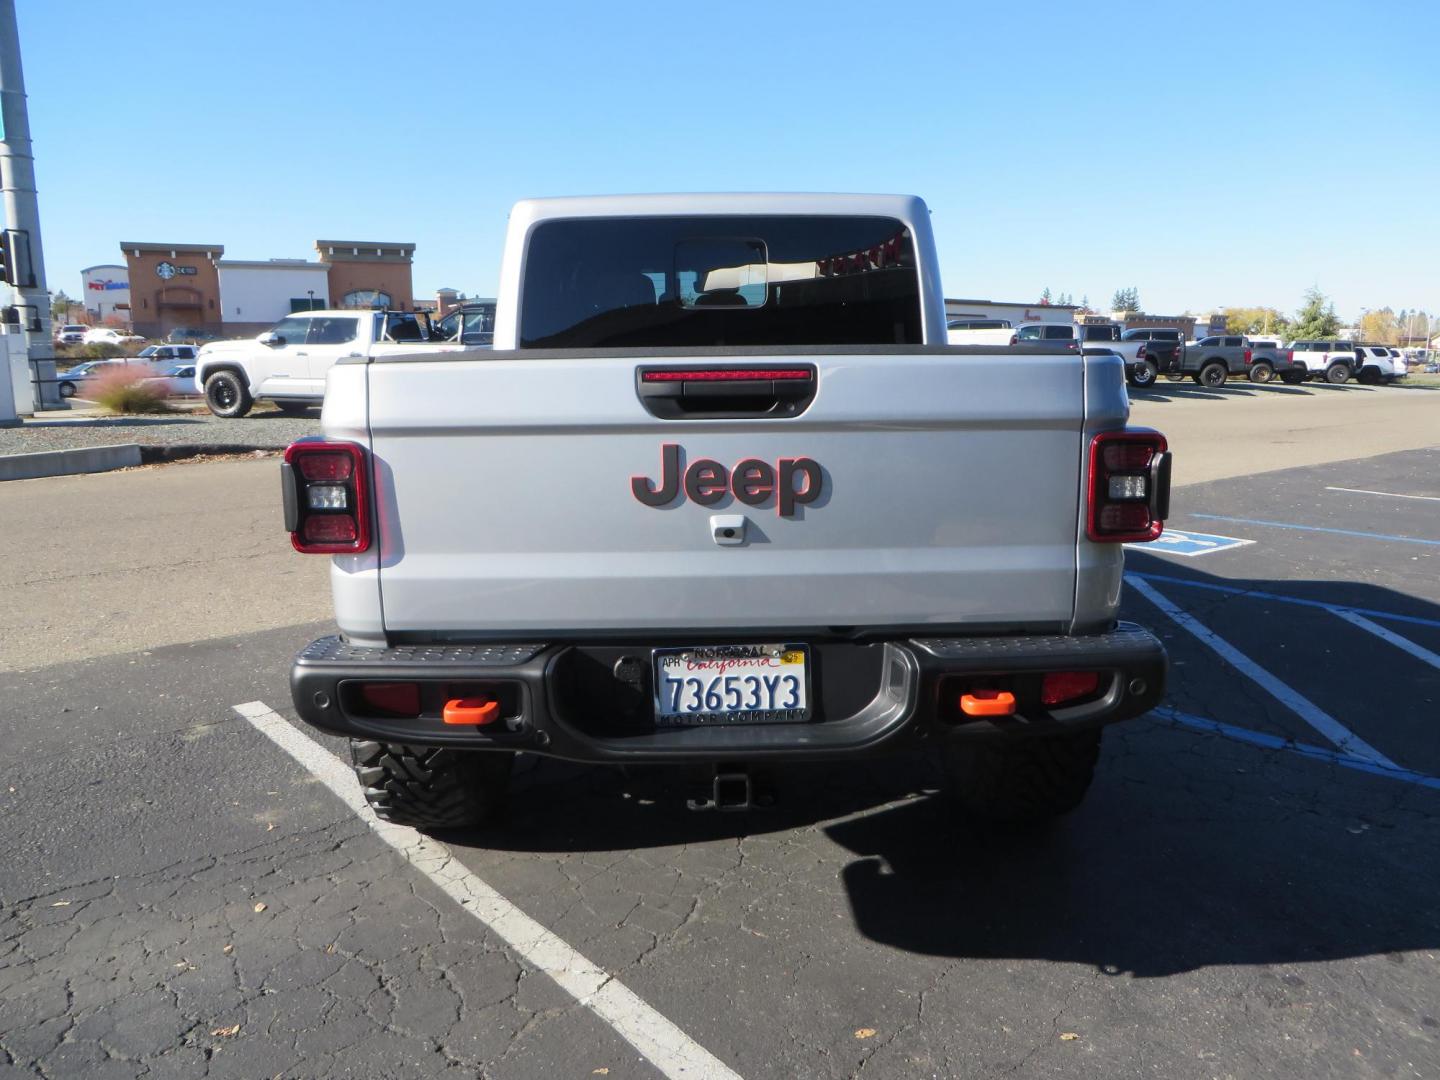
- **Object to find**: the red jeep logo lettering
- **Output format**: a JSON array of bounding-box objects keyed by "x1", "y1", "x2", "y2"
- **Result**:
[{"x1": 631, "y1": 444, "x2": 822, "y2": 517}]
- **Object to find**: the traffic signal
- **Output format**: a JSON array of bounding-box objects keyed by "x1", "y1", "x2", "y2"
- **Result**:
[{"x1": 0, "y1": 230, "x2": 34, "y2": 288}]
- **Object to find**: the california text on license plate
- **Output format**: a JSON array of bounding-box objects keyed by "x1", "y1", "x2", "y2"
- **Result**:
[{"x1": 653, "y1": 645, "x2": 810, "y2": 726}]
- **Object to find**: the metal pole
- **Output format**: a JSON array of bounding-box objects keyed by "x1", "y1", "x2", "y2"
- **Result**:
[{"x1": 0, "y1": 0, "x2": 61, "y2": 413}]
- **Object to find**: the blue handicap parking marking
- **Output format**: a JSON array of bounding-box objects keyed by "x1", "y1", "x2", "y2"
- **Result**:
[{"x1": 1127, "y1": 528, "x2": 1255, "y2": 558}]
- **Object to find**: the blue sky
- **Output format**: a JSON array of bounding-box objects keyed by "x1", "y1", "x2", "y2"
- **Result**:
[{"x1": 21, "y1": 0, "x2": 1439, "y2": 320}]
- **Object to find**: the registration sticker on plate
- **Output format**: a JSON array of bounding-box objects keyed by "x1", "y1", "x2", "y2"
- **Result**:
[{"x1": 653, "y1": 644, "x2": 810, "y2": 726}]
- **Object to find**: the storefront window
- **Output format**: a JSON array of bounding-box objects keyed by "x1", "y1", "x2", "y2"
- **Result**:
[{"x1": 341, "y1": 289, "x2": 392, "y2": 310}]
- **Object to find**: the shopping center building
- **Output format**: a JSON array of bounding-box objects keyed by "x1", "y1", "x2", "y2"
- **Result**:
[{"x1": 120, "y1": 239, "x2": 417, "y2": 339}]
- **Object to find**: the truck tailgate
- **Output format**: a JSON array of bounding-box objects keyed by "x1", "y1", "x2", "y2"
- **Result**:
[{"x1": 366, "y1": 351, "x2": 1085, "y2": 635}]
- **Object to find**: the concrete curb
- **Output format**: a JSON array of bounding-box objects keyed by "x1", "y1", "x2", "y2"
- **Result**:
[
  {"x1": 138, "y1": 444, "x2": 275, "y2": 464},
  {"x1": 0, "y1": 443, "x2": 143, "y2": 481},
  {"x1": 0, "y1": 443, "x2": 278, "y2": 481}
]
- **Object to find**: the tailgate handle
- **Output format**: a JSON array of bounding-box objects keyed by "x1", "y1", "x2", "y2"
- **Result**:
[{"x1": 636, "y1": 365, "x2": 817, "y2": 419}]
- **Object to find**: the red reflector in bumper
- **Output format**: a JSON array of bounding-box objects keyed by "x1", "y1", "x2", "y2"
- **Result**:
[
  {"x1": 360, "y1": 682, "x2": 420, "y2": 717},
  {"x1": 1041, "y1": 672, "x2": 1100, "y2": 706},
  {"x1": 443, "y1": 697, "x2": 500, "y2": 726}
]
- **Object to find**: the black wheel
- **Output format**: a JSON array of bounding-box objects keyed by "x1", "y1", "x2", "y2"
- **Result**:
[
  {"x1": 274, "y1": 400, "x2": 312, "y2": 414},
  {"x1": 1356, "y1": 368, "x2": 1380, "y2": 386},
  {"x1": 1198, "y1": 362, "x2": 1228, "y2": 387},
  {"x1": 941, "y1": 730, "x2": 1101, "y2": 823},
  {"x1": 59, "y1": 380, "x2": 76, "y2": 398},
  {"x1": 1130, "y1": 360, "x2": 1158, "y2": 388},
  {"x1": 1325, "y1": 362, "x2": 1351, "y2": 385},
  {"x1": 350, "y1": 741, "x2": 513, "y2": 831},
  {"x1": 204, "y1": 370, "x2": 253, "y2": 417},
  {"x1": 1279, "y1": 370, "x2": 1305, "y2": 385},
  {"x1": 1247, "y1": 361, "x2": 1274, "y2": 384}
]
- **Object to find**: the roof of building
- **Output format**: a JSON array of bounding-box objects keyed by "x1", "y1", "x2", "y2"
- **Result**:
[
  {"x1": 216, "y1": 259, "x2": 329, "y2": 271},
  {"x1": 314, "y1": 240, "x2": 416, "y2": 252},
  {"x1": 119, "y1": 243, "x2": 224, "y2": 255},
  {"x1": 945, "y1": 297, "x2": 1080, "y2": 311}
]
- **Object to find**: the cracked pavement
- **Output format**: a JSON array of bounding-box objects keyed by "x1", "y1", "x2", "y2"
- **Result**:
[{"x1": 1, "y1": 447, "x2": 1438, "y2": 1077}]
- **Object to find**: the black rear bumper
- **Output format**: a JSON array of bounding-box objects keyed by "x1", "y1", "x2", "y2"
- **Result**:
[{"x1": 289, "y1": 624, "x2": 1167, "y2": 764}]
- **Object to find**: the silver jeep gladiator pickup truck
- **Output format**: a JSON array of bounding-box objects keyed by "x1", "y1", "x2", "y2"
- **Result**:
[{"x1": 283, "y1": 193, "x2": 1171, "y2": 829}]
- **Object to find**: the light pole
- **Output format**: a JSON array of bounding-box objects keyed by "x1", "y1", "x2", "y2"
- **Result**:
[{"x1": 0, "y1": 0, "x2": 60, "y2": 412}]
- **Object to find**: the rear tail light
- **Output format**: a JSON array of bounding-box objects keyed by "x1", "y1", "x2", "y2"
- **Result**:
[
  {"x1": 1009, "y1": 334, "x2": 1018, "y2": 346},
  {"x1": 283, "y1": 440, "x2": 371, "y2": 554},
  {"x1": 1243, "y1": 349, "x2": 1252, "y2": 364},
  {"x1": 1136, "y1": 344, "x2": 1147, "y2": 360},
  {"x1": 1087, "y1": 429, "x2": 1171, "y2": 543}
]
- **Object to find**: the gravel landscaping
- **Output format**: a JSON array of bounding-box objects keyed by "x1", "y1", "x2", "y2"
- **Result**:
[{"x1": 1, "y1": 405, "x2": 319, "y2": 457}]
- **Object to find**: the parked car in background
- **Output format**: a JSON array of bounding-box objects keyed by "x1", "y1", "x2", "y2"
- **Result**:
[
  {"x1": 1353, "y1": 344, "x2": 1407, "y2": 384},
  {"x1": 946, "y1": 318, "x2": 1014, "y2": 346},
  {"x1": 195, "y1": 308, "x2": 469, "y2": 416},
  {"x1": 1121, "y1": 327, "x2": 1184, "y2": 345},
  {"x1": 1156, "y1": 335, "x2": 1297, "y2": 387},
  {"x1": 137, "y1": 344, "x2": 200, "y2": 363},
  {"x1": 142, "y1": 363, "x2": 201, "y2": 397},
  {"x1": 1017, "y1": 322, "x2": 1155, "y2": 386},
  {"x1": 56, "y1": 357, "x2": 161, "y2": 397},
  {"x1": 57, "y1": 360, "x2": 106, "y2": 397},
  {"x1": 81, "y1": 327, "x2": 144, "y2": 347},
  {"x1": 54, "y1": 324, "x2": 88, "y2": 346},
  {"x1": 166, "y1": 327, "x2": 220, "y2": 345},
  {"x1": 1287, "y1": 340, "x2": 1359, "y2": 384},
  {"x1": 433, "y1": 302, "x2": 497, "y2": 346}
]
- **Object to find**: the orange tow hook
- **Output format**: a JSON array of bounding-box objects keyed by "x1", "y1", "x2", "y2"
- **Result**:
[
  {"x1": 959, "y1": 689, "x2": 1016, "y2": 717},
  {"x1": 443, "y1": 697, "x2": 500, "y2": 726}
]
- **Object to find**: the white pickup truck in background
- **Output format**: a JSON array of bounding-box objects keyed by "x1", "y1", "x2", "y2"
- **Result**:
[
  {"x1": 282, "y1": 193, "x2": 1171, "y2": 832},
  {"x1": 945, "y1": 318, "x2": 1014, "y2": 346},
  {"x1": 194, "y1": 309, "x2": 466, "y2": 416}
]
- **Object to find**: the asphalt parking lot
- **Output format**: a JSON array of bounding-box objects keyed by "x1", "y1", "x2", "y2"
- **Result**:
[{"x1": 2, "y1": 430, "x2": 1437, "y2": 1077}]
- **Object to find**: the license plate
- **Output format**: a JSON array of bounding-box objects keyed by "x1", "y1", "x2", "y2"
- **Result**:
[{"x1": 653, "y1": 644, "x2": 810, "y2": 726}]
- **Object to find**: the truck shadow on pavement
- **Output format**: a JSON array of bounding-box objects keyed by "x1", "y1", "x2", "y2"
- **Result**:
[
  {"x1": 476, "y1": 562, "x2": 1440, "y2": 977},
  {"x1": 830, "y1": 562, "x2": 1440, "y2": 977}
]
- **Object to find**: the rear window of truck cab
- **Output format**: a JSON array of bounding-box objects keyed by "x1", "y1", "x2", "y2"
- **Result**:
[{"x1": 518, "y1": 215, "x2": 922, "y2": 348}]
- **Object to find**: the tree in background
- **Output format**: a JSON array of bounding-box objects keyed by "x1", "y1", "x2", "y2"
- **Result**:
[
  {"x1": 1040, "y1": 287, "x2": 1052, "y2": 305},
  {"x1": 1359, "y1": 308, "x2": 1399, "y2": 344},
  {"x1": 1078, "y1": 294, "x2": 1092, "y2": 314},
  {"x1": 1111, "y1": 287, "x2": 1140, "y2": 313},
  {"x1": 1224, "y1": 306, "x2": 1292, "y2": 336},
  {"x1": 51, "y1": 290, "x2": 78, "y2": 324},
  {"x1": 1057, "y1": 292, "x2": 1072, "y2": 306},
  {"x1": 1291, "y1": 288, "x2": 1340, "y2": 339}
]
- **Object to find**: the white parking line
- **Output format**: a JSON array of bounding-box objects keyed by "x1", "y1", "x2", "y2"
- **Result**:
[
  {"x1": 1124, "y1": 575, "x2": 1398, "y2": 768},
  {"x1": 1330, "y1": 609, "x2": 1440, "y2": 672},
  {"x1": 1325, "y1": 486, "x2": 1440, "y2": 502},
  {"x1": 232, "y1": 701, "x2": 743, "y2": 1080}
]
